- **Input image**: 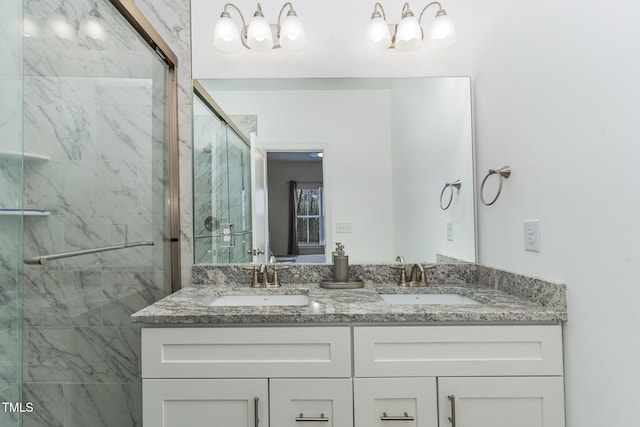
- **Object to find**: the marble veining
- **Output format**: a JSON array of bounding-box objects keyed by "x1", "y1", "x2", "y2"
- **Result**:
[{"x1": 134, "y1": 263, "x2": 567, "y2": 325}]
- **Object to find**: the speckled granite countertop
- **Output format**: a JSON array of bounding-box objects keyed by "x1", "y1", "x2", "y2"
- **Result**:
[{"x1": 132, "y1": 263, "x2": 567, "y2": 325}]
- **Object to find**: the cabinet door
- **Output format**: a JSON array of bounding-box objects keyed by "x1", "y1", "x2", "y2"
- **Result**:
[
  {"x1": 354, "y1": 378, "x2": 438, "y2": 427},
  {"x1": 270, "y1": 379, "x2": 353, "y2": 427},
  {"x1": 143, "y1": 379, "x2": 268, "y2": 427},
  {"x1": 438, "y1": 377, "x2": 565, "y2": 427}
]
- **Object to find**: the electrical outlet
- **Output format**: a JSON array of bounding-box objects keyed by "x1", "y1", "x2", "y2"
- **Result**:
[
  {"x1": 336, "y1": 222, "x2": 352, "y2": 233},
  {"x1": 524, "y1": 220, "x2": 540, "y2": 252},
  {"x1": 446, "y1": 221, "x2": 454, "y2": 241},
  {"x1": 220, "y1": 223, "x2": 234, "y2": 247}
]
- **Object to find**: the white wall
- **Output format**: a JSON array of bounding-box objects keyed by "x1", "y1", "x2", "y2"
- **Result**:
[
  {"x1": 191, "y1": 0, "x2": 473, "y2": 79},
  {"x1": 390, "y1": 78, "x2": 475, "y2": 263},
  {"x1": 207, "y1": 87, "x2": 395, "y2": 263},
  {"x1": 472, "y1": 0, "x2": 640, "y2": 425}
]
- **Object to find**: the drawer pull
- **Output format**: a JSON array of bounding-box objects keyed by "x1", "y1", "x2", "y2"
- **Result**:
[
  {"x1": 381, "y1": 412, "x2": 415, "y2": 421},
  {"x1": 448, "y1": 395, "x2": 456, "y2": 427},
  {"x1": 254, "y1": 397, "x2": 260, "y2": 427},
  {"x1": 295, "y1": 413, "x2": 329, "y2": 422}
]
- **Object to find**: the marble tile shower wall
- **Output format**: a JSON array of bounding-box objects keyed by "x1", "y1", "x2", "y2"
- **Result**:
[
  {"x1": 226, "y1": 132, "x2": 252, "y2": 263},
  {"x1": 193, "y1": 114, "x2": 222, "y2": 264},
  {"x1": 194, "y1": 113, "x2": 254, "y2": 265},
  {"x1": 17, "y1": 0, "x2": 177, "y2": 425},
  {"x1": 0, "y1": 0, "x2": 23, "y2": 422}
]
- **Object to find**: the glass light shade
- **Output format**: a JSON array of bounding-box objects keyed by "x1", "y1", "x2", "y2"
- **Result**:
[
  {"x1": 47, "y1": 13, "x2": 74, "y2": 39},
  {"x1": 247, "y1": 15, "x2": 273, "y2": 51},
  {"x1": 426, "y1": 14, "x2": 456, "y2": 49},
  {"x1": 279, "y1": 14, "x2": 305, "y2": 51},
  {"x1": 395, "y1": 15, "x2": 422, "y2": 51},
  {"x1": 366, "y1": 16, "x2": 391, "y2": 52},
  {"x1": 79, "y1": 16, "x2": 106, "y2": 40},
  {"x1": 23, "y1": 16, "x2": 40, "y2": 38},
  {"x1": 213, "y1": 15, "x2": 241, "y2": 53}
]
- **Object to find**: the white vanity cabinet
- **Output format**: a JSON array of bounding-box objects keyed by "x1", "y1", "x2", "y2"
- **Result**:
[
  {"x1": 142, "y1": 324, "x2": 565, "y2": 427},
  {"x1": 141, "y1": 327, "x2": 353, "y2": 427},
  {"x1": 353, "y1": 325, "x2": 565, "y2": 427}
]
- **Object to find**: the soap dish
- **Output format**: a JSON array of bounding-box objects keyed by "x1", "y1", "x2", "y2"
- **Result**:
[{"x1": 319, "y1": 279, "x2": 364, "y2": 289}]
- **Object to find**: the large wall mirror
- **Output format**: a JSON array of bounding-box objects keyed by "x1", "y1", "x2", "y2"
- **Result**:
[{"x1": 193, "y1": 77, "x2": 476, "y2": 265}]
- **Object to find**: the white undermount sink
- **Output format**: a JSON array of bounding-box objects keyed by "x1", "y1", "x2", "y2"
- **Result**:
[
  {"x1": 210, "y1": 294, "x2": 310, "y2": 307},
  {"x1": 380, "y1": 293, "x2": 480, "y2": 305}
]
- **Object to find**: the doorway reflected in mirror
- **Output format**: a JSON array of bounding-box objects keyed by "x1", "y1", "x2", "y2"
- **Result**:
[{"x1": 268, "y1": 152, "x2": 325, "y2": 264}]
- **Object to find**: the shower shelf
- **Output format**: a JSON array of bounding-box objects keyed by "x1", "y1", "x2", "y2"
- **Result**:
[
  {"x1": 0, "y1": 150, "x2": 51, "y2": 161},
  {"x1": 0, "y1": 209, "x2": 50, "y2": 216}
]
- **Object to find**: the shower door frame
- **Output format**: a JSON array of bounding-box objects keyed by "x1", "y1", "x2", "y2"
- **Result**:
[{"x1": 108, "y1": 0, "x2": 182, "y2": 291}]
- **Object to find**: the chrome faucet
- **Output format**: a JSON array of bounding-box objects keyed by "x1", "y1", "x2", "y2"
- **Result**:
[
  {"x1": 241, "y1": 263, "x2": 290, "y2": 288},
  {"x1": 390, "y1": 256, "x2": 409, "y2": 286},
  {"x1": 390, "y1": 256, "x2": 436, "y2": 287},
  {"x1": 409, "y1": 263, "x2": 436, "y2": 286},
  {"x1": 409, "y1": 263, "x2": 427, "y2": 286},
  {"x1": 257, "y1": 263, "x2": 269, "y2": 286}
]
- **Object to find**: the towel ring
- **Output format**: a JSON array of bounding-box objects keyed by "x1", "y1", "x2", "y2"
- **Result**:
[
  {"x1": 440, "y1": 180, "x2": 462, "y2": 210},
  {"x1": 480, "y1": 166, "x2": 512, "y2": 206}
]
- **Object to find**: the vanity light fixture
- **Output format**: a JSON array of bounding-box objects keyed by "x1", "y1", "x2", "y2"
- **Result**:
[
  {"x1": 366, "y1": 1, "x2": 456, "y2": 52},
  {"x1": 213, "y1": 2, "x2": 306, "y2": 53}
]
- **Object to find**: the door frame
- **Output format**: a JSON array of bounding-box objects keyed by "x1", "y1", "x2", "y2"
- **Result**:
[
  {"x1": 109, "y1": 0, "x2": 181, "y2": 290},
  {"x1": 263, "y1": 142, "x2": 332, "y2": 263}
]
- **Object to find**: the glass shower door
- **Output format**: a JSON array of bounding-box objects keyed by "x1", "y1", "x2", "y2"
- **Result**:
[
  {"x1": 18, "y1": 0, "x2": 177, "y2": 426},
  {"x1": 0, "y1": 0, "x2": 25, "y2": 426},
  {"x1": 193, "y1": 92, "x2": 252, "y2": 265}
]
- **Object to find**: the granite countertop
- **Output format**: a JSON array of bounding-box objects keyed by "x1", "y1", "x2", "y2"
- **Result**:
[{"x1": 132, "y1": 274, "x2": 568, "y2": 325}]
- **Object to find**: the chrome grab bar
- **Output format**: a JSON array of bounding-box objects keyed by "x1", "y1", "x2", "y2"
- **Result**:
[{"x1": 23, "y1": 241, "x2": 154, "y2": 265}]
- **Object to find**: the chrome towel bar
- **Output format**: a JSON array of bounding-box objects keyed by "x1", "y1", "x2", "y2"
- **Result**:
[
  {"x1": 480, "y1": 165, "x2": 511, "y2": 206},
  {"x1": 24, "y1": 241, "x2": 154, "y2": 265}
]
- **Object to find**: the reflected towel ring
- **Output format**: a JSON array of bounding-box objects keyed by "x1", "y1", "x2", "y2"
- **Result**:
[
  {"x1": 480, "y1": 166, "x2": 511, "y2": 206},
  {"x1": 440, "y1": 180, "x2": 462, "y2": 210}
]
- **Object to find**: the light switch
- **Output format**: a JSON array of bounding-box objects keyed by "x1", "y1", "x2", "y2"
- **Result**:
[
  {"x1": 447, "y1": 221, "x2": 454, "y2": 241},
  {"x1": 336, "y1": 222, "x2": 352, "y2": 233}
]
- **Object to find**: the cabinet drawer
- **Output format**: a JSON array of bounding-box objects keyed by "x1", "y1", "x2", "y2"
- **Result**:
[
  {"x1": 143, "y1": 379, "x2": 268, "y2": 427},
  {"x1": 354, "y1": 378, "x2": 438, "y2": 427},
  {"x1": 270, "y1": 379, "x2": 353, "y2": 427},
  {"x1": 354, "y1": 325, "x2": 563, "y2": 377},
  {"x1": 142, "y1": 327, "x2": 351, "y2": 378}
]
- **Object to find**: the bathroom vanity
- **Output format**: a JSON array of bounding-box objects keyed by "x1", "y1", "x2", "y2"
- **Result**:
[{"x1": 133, "y1": 263, "x2": 567, "y2": 427}]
